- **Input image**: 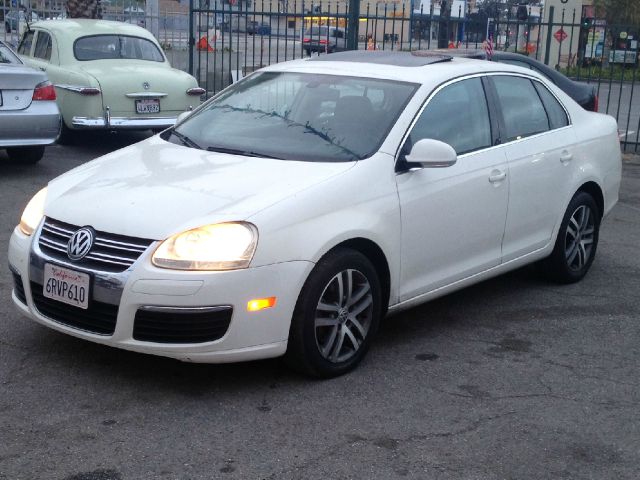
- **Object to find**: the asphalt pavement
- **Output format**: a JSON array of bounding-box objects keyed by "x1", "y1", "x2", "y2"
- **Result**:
[{"x1": 1, "y1": 134, "x2": 639, "y2": 480}]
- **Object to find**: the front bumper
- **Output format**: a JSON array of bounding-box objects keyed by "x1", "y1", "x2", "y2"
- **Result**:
[{"x1": 8, "y1": 225, "x2": 314, "y2": 363}]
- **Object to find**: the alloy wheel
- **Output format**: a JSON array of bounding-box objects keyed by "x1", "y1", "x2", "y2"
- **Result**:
[
  {"x1": 564, "y1": 204, "x2": 595, "y2": 272},
  {"x1": 314, "y1": 268, "x2": 373, "y2": 363}
]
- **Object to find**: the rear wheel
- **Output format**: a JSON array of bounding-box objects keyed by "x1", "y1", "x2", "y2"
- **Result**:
[
  {"x1": 285, "y1": 247, "x2": 382, "y2": 378},
  {"x1": 541, "y1": 191, "x2": 600, "y2": 284},
  {"x1": 6, "y1": 146, "x2": 45, "y2": 164}
]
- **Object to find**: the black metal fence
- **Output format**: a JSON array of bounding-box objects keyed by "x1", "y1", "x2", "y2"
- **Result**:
[{"x1": 189, "y1": 3, "x2": 640, "y2": 151}]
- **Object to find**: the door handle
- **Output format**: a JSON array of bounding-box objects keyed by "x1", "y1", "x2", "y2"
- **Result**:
[
  {"x1": 560, "y1": 152, "x2": 573, "y2": 164},
  {"x1": 488, "y1": 170, "x2": 507, "y2": 183}
]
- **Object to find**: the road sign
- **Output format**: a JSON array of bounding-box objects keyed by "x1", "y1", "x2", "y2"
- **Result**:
[{"x1": 554, "y1": 29, "x2": 568, "y2": 43}]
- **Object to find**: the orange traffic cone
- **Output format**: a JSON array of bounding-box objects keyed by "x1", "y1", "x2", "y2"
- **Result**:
[{"x1": 197, "y1": 36, "x2": 214, "y2": 52}]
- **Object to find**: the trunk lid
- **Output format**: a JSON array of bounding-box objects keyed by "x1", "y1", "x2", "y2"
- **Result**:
[
  {"x1": 0, "y1": 64, "x2": 46, "y2": 111},
  {"x1": 78, "y1": 61, "x2": 194, "y2": 117}
]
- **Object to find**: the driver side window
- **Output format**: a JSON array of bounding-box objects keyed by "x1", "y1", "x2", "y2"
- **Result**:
[{"x1": 406, "y1": 77, "x2": 492, "y2": 156}]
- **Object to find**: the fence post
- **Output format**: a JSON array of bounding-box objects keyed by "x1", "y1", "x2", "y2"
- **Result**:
[
  {"x1": 544, "y1": 5, "x2": 554, "y2": 65},
  {"x1": 188, "y1": 0, "x2": 194, "y2": 75},
  {"x1": 347, "y1": 0, "x2": 360, "y2": 50}
]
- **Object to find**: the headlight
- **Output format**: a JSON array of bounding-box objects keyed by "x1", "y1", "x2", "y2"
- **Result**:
[
  {"x1": 152, "y1": 222, "x2": 258, "y2": 271},
  {"x1": 19, "y1": 187, "x2": 47, "y2": 236}
]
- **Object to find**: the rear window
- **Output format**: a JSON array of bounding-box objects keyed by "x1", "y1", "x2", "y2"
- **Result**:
[
  {"x1": 0, "y1": 43, "x2": 22, "y2": 64},
  {"x1": 73, "y1": 35, "x2": 164, "y2": 62}
]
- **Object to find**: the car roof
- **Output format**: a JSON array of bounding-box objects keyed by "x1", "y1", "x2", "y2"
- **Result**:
[
  {"x1": 28, "y1": 19, "x2": 157, "y2": 42},
  {"x1": 263, "y1": 50, "x2": 547, "y2": 85}
]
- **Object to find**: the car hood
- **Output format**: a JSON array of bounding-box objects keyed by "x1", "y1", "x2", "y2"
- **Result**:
[{"x1": 45, "y1": 135, "x2": 355, "y2": 240}]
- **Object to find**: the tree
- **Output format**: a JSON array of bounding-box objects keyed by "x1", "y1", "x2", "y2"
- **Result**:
[
  {"x1": 593, "y1": 0, "x2": 640, "y2": 27},
  {"x1": 437, "y1": 0, "x2": 452, "y2": 48},
  {"x1": 66, "y1": 0, "x2": 102, "y2": 18}
]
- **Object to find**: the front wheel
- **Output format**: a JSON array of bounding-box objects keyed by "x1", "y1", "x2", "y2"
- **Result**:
[
  {"x1": 285, "y1": 247, "x2": 382, "y2": 378},
  {"x1": 541, "y1": 191, "x2": 601, "y2": 284}
]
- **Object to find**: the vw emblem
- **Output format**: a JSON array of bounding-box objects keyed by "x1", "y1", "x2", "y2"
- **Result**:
[
  {"x1": 67, "y1": 227, "x2": 95, "y2": 261},
  {"x1": 143, "y1": 82, "x2": 150, "y2": 90}
]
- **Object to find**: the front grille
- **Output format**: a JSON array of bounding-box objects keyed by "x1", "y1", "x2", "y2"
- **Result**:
[
  {"x1": 30, "y1": 281, "x2": 118, "y2": 335},
  {"x1": 12, "y1": 271, "x2": 27, "y2": 305},
  {"x1": 133, "y1": 307, "x2": 233, "y2": 344},
  {"x1": 38, "y1": 217, "x2": 154, "y2": 273}
]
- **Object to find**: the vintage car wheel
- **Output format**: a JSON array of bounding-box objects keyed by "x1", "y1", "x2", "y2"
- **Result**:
[
  {"x1": 285, "y1": 247, "x2": 382, "y2": 378},
  {"x1": 542, "y1": 191, "x2": 601, "y2": 284},
  {"x1": 56, "y1": 122, "x2": 76, "y2": 145},
  {"x1": 6, "y1": 146, "x2": 45, "y2": 164}
]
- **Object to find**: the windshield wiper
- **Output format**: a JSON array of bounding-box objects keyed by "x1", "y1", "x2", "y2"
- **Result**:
[
  {"x1": 206, "y1": 146, "x2": 284, "y2": 159},
  {"x1": 170, "y1": 130, "x2": 202, "y2": 150}
]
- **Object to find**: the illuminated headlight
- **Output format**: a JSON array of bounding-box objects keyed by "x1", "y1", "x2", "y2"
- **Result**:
[
  {"x1": 19, "y1": 187, "x2": 47, "y2": 236},
  {"x1": 152, "y1": 222, "x2": 258, "y2": 271}
]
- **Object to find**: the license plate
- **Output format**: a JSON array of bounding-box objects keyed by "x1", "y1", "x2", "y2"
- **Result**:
[
  {"x1": 43, "y1": 263, "x2": 90, "y2": 310},
  {"x1": 135, "y1": 98, "x2": 160, "y2": 114}
]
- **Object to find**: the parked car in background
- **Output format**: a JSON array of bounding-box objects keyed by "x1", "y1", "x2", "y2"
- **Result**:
[
  {"x1": 16, "y1": 19, "x2": 204, "y2": 140},
  {"x1": 9, "y1": 51, "x2": 621, "y2": 377},
  {"x1": 0, "y1": 40, "x2": 60, "y2": 163},
  {"x1": 4, "y1": 10, "x2": 39, "y2": 33},
  {"x1": 303, "y1": 26, "x2": 347, "y2": 54},
  {"x1": 439, "y1": 49, "x2": 599, "y2": 111},
  {"x1": 246, "y1": 20, "x2": 271, "y2": 36}
]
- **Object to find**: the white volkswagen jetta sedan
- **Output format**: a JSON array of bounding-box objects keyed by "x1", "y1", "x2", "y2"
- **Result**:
[{"x1": 9, "y1": 51, "x2": 622, "y2": 377}]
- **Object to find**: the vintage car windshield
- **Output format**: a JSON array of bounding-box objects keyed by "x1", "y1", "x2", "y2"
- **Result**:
[
  {"x1": 172, "y1": 72, "x2": 418, "y2": 162},
  {"x1": 74, "y1": 35, "x2": 164, "y2": 62}
]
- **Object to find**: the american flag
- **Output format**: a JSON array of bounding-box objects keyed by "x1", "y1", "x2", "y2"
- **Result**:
[{"x1": 485, "y1": 35, "x2": 494, "y2": 59}]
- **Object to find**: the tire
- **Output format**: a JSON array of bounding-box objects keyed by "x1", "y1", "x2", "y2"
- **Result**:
[
  {"x1": 56, "y1": 122, "x2": 76, "y2": 145},
  {"x1": 304, "y1": 48, "x2": 311, "y2": 56},
  {"x1": 5, "y1": 23, "x2": 10, "y2": 33},
  {"x1": 285, "y1": 247, "x2": 382, "y2": 378},
  {"x1": 6, "y1": 146, "x2": 45, "y2": 164},
  {"x1": 541, "y1": 191, "x2": 601, "y2": 284}
]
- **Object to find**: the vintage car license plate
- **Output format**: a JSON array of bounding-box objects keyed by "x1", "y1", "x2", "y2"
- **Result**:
[
  {"x1": 43, "y1": 263, "x2": 90, "y2": 310},
  {"x1": 135, "y1": 98, "x2": 160, "y2": 114}
]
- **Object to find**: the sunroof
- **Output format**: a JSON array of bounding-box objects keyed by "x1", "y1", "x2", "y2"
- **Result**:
[{"x1": 309, "y1": 50, "x2": 453, "y2": 66}]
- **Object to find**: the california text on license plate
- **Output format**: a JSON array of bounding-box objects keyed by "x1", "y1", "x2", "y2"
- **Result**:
[
  {"x1": 135, "y1": 98, "x2": 160, "y2": 114},
  {"x1": 43, "y1": 263, "x2": 90, "y2": 310}
]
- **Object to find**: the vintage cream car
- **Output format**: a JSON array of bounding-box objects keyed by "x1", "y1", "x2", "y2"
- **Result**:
[{"x1": 17, "y1": 19, "x2": 204, "y2": 137}]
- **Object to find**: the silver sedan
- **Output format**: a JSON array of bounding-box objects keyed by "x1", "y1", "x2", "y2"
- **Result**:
[{"x1": 0, "y1": 40, "x2": 60, "y2": 164}]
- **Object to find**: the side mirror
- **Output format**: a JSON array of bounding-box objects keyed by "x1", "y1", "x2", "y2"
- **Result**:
[
  {"x1": 405, "y1": 139, "x2": 457, "y2": 168},
  {"x1": 176, "y1": 110, "x2": 192, "y2": 124}
]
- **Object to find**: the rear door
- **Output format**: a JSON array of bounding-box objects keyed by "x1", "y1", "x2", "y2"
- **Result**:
[{"x1": 488, "y1": 74, "x2": 576, "y2": 262}]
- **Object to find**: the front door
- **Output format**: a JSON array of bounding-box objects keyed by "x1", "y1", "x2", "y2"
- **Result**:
[{"x1": 396, "y1": 77, "x2": 509, "y2": 301}]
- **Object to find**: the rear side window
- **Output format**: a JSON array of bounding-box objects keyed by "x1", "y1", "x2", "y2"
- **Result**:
[
  {"x1": 18, "y1": 31, "x2": 34, "y2": 56},
  {"x1": 407, "y1": 77, "x2": 492, "y2": 155},
  {"x1": 492, "y1": 75, "x2": 549, "y2": 141},
  {"x1": 34, "y1": 31, "x2": 52, "y2": 61},
  {"x1": 534, "y1": 82, "x2": 569, "y2": 130}
]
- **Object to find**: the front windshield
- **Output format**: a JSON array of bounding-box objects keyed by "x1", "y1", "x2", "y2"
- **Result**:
[
  {"x1": 74, "y1": 35, "x2": 164, "y2": 62},
  {"x1": 172, "y1": 72, "x2": 418, "y2": 162}
]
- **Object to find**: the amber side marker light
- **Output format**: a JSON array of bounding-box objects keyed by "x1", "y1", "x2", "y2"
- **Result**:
[{"x1": 247, "y1": 297, "x2": 277, "y2": 312}]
